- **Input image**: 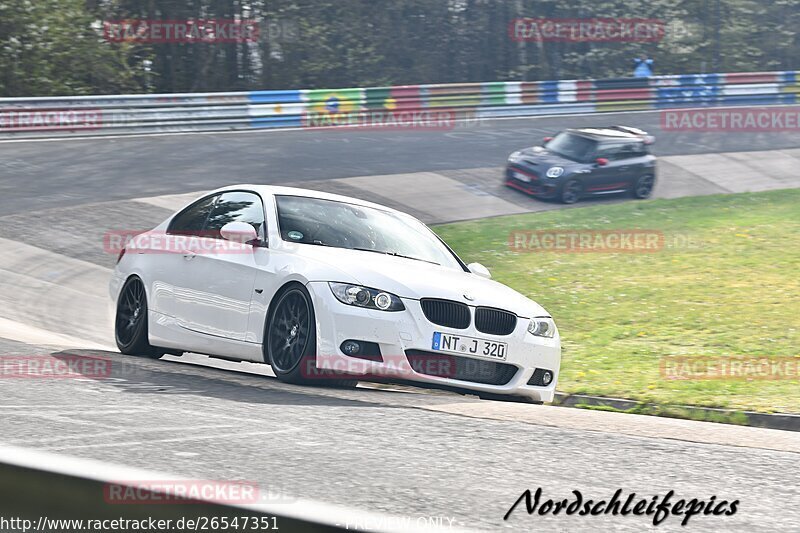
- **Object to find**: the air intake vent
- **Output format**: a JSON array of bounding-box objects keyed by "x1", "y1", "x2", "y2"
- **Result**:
[
  {"x1": 420, "y1": 299, "x2": 470, "y2": 329},
  {"x1": 405, "y1": 350, "x2": 518, "y2": 385},
  {"x1": 475, "y1": 307, "x2": 517, "y2": 336}
]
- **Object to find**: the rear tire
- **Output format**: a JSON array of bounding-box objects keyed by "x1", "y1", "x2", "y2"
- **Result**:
[
  {"x1": 266, "y1": 284, "x2": 357, "y2": 388},
  {"x1": 115, "y1": 277, "x2": 161, "y2": 358},
  {"x1": 632, "y1": 174, "x2": 655, "y2": 199}
]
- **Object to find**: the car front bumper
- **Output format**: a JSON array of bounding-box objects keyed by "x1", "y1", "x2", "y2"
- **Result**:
[
  {"x1": 307, "y1": 281, "x2": 561, "y2": 402},
  {"x1": 505, "y1": 165, "x2": 560, "y2": 199}
]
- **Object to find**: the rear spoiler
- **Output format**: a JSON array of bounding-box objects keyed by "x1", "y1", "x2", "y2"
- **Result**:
[{"x1": 610, "y1": 125, "x2": 655, "y2": 145}]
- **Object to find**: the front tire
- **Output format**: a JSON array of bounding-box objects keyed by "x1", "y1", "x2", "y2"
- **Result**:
[
  {"x1": 115, "y1": 277, "x2": 160, "y2": 358},
  {"x1": 266, "y1": 284, "x2": 356, "y2": 387},
  {"x1": 559, "y1": 179, "x2": 582, "y2": 204}
]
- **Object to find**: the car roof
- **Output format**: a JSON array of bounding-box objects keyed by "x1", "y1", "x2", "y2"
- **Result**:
[
  {"x1": 206, "y1": 184, "x2": 402, "y2": 214},
  {"x1": 568, "y1": 126, "x2": 647, "y2": 142}
]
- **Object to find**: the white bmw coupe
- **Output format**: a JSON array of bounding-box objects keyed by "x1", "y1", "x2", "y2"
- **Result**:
[{"x1": 110, "y1": 185, "x2": 561, "y2": 401}]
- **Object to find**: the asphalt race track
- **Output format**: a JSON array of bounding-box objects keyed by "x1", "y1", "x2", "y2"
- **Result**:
[
  {"x1": 1, "y1": 113, "x2": 799, "y2": 531},
  {"x1": 3, "y1": 110, "x2": 800, "y2": 216}
]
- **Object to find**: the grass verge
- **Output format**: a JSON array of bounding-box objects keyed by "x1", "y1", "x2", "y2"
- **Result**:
[{"x1": 434, "y1": 190, "x2": 800, "y2": 413}]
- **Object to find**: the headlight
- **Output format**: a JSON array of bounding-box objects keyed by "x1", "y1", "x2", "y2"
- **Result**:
[
  {"x1": 545, "y1": 166, "x2": 564, "y2": 178},
  {"x1": 329, "y1": 282, "x2": 405, "y2": 312},
  {"x1": 508, "y1": 151, "x2": 525, "y2": 163},
  {"x1": 527, "y1": 317, "x2": 556, "y2": 338}
]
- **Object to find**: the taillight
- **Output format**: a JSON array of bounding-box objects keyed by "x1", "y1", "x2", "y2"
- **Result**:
[{"x1": 116, "y1": 248, "x2": 126, "y2": 264}]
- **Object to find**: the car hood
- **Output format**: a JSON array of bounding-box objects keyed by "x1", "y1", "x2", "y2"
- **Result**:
[
  {"x1": 293, "y1": 245, "x2": 548, "y2": 318},
  {"x1": 514, "y1": 146, "x2": 586, "y2": 172}
]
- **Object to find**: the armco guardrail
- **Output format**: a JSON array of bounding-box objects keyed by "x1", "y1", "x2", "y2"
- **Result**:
[
  {"x1": 0, "y1": 70, "x2": 798, "y2": 138},
  {"x1": 0, "y1": 444, "x2": 450, "y2": 532}
]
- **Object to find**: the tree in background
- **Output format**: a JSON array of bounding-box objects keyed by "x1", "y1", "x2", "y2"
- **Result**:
[
  {"x1": 0, "y1": 0, "x2": 140, "y2": 96},
  {"x1": 1, "y1": 0, "x2": 799, "y2": 96}
]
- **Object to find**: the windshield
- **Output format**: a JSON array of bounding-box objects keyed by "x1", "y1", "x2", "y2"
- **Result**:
[
  {"x1": 545, "y1": 132, "x2": 598, "y2": 163},
  {"x1": 275, "y1": 195, "x2": 464, "y2": 270}
]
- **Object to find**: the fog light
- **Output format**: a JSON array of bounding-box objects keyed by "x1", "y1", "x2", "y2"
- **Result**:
[
  {"x1": 527, "y1": 368, "x2": 554, "y2": 386},
  {"x1": 341, "y1": 341, "x2": 361, "y2": 355}
]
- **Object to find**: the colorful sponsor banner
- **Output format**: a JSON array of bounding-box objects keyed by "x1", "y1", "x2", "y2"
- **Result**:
[
  {"x1": 595, "y1": 100, "x2": 652, "y2": 112},
  {"x1": 390, "y1": 86, "x2": 425, "y2": 110},
  {"x1": 248, "y1": 90, "x2": 303, "y2": 128},
  {"x1": 421, "y1": 84, "x2": 481, "y2": 108},
  {"x1": 780, "y1": 82, "x2": 800, "y2": 94},
  {"x1": 477, "y1": 103, "x2": 596, "y2": 118},
  {"x1": 364, "y1": 87, "x2": 391, "y2": 110},
  {"x1": 576, "y1": 80, "x2": 594, "y2": 101},
  {"x1": 594, "y1": 88, "x2": 654, "y2": 102},
  {"x1": 722, "y1": 71, "x2": 781, "y2": 84},
  {"x1": 481, "y1": 82, "x2": 508, "y2": 106},
  {"x1": 552, "y1": 80, "x2": 594, "y2": 102},
  {"x1": 364, "y1": 86, "x2": 425, "y2": 111},
  {"x1": 594, "y1": 77, "x2": 650, "y2": 90},
  {"x1": 304, "y1": 88, "x2": 364, "y2": 116},
  {"x1": 4, "y1": 70, "x2": 800, "y2": 135},
  {"x1": 520, "y1": 82, "x2": 544, "y2": 104},
  {"x1": 717, "y1": 93, "x2": 795, "y2": 106},
  {"x1": 248, "y1": 90, "x2": 302, "y2": 104},
  {"x1": 538, "y1": 81, "x2": 560, "y2": 103},
  {"x1": 721, "y1": 83, "x2": 781, "y2": 96}
]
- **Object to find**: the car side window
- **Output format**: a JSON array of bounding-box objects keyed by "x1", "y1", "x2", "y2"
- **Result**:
[
  {"x1": 617, "y1": 142, "x2": 645, "y2": 159},
  {"x1": 167, "y1": 195, "x2": 218, "y2": 235},
  {"x1": 204, "y1": 191, "x2": 266, "y2": 240},
  {"x1": 595, "y1": 144, "x2": 623, "y2": 161}
]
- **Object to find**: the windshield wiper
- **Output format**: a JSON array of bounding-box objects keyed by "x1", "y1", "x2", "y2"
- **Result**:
[{"x1": 349, "y1": 247, "x2": 440, "y2": 265}]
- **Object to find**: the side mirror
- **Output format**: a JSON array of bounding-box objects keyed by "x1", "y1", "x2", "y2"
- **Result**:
[
  {"x1": 543, "y1": 136, "x2": 553, "y2": 144},
  {"x1": 467, "y1": 262, "x2": 491, "y2": 279},
  {"x1": 220, "y1": 221, "x2": 258, "y2": 244},
  {"x1": 595, "y1": 157, "x2": 609, "y2": 166}
]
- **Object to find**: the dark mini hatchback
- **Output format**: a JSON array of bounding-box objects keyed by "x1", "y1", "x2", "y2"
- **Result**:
[{"x1": 505, "y1": 126, "x2": 657, "y2": 204}]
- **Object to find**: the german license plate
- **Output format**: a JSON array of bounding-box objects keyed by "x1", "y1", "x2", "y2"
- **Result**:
[
  {"x1": 513, "y1": 171, "x2": 531, "y2": 182},
  {"x1": 431, "y1": 332, "x2": 508, "y2": 360}
]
